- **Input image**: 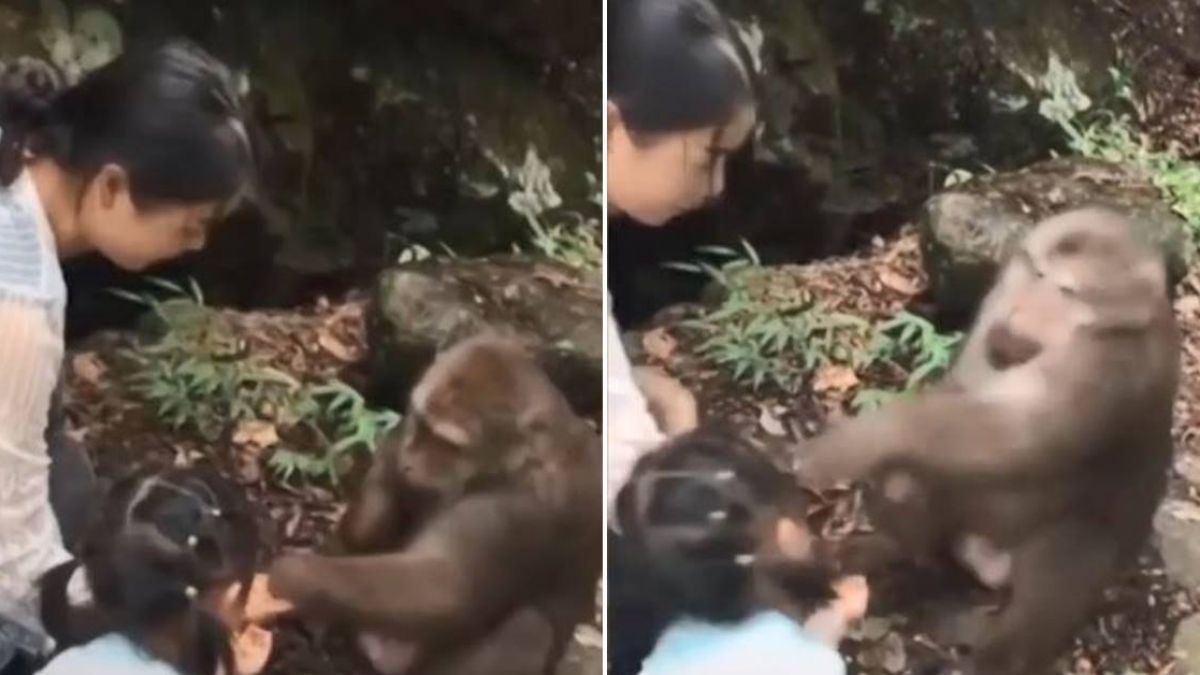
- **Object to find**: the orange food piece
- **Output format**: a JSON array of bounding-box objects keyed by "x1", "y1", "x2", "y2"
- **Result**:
[
  {"x1": 224, "y1": 573, "x2": 296, "y2": 626},
  {"x1": 232, "y1": 624, "x2": 273, "y2": 675}
]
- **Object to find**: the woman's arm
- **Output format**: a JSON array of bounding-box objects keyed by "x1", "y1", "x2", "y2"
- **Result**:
[
  {"x1": 0, "y1": 301, "x2": 80, "y2": 636},
  {"x1": 606, "y1": 300, "x2": 666, "y2": 512}
]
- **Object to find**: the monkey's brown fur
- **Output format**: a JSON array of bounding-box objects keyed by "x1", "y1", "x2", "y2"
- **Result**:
[
  {"x1": 802, "y1": 208, "x2": 1180, "y2": 675},
  {"x1": 268, "y1": 334, "x2": 602, "y2": 675}
]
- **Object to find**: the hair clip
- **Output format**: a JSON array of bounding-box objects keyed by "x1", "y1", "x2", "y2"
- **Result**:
[
  {"x1": 184, "y1": 586, "x2": 198, "y2": 599},
  {"x1": 707, "y1": 510, "x2": 728, "y2": 523},
  {"x1": 211, "y1": 508, "x2": 222, "y2": 518},
  {"x1": 734, "y1": 553, "x2": 756, "y2": 567},
  {"x1": 187, "y1": 535, "x2": 198, "y2": 548}
]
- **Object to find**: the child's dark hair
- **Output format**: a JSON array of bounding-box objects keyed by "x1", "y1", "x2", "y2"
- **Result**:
[
  {"x1": 615, "y1": 425, "x2": 835, "y2": 625},
  {"x1": 0, "y1": 39, "x2": 252, "y2": 211},
  {"x1": 63, "y1": 467, "x2": 259, "y2": 675},
  {"x1": 608, "y1": 0, "x2": 757, "y2": 135}
]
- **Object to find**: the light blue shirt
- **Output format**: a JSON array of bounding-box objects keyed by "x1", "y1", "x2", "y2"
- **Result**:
[
  {"x1": 640, "y1": 611, "x2": 846, "y2": 675},
  {"x1": 38, "y1": 633, "x2": 179, "y2": 675}
]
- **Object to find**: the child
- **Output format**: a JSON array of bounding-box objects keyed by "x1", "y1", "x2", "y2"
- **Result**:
[
  {"x1": 612, "y1": 426, "x2": 867, "y2": 675},
  {"x1": 37, "y1": 467, "x2": 279, "y2": 675},
  {"x1": 0, "y1": 39, "x2": 252, "y2": 671}
]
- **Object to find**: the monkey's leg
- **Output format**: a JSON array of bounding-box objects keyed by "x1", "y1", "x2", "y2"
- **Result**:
[
  {"x1": 964, "y1": 524, "x2": 1118, "y2": 675},
  {"x1": 271, "y1": 492, "x2": 553, "y2": 641}
]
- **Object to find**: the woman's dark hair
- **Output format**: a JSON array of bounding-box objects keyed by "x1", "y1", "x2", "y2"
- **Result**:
[
  {"x1": 70, "y1": 467, "x2": 260, "y2": 675},
  {"x1": 609, "y1": 0, "x2": 756, "y2": 134},
  {"x1": 614, "y1": 425, "x2": 834, "y2": 626},
  {"x1": 0, "y1": 39, "x2": 252, "y2": 210}
]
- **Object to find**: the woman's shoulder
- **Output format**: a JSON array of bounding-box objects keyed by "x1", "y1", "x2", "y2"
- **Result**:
[
  {"x1": 0, "y1": 173, "x2": 54, "y2": 303},
  {"x1": 38, "y1": 633, "x2": 179, "y2": 675}
]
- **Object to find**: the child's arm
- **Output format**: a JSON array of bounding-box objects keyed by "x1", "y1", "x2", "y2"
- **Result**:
[{"x1": 803, "y1": 575, "x2": 869, "y2": 647}]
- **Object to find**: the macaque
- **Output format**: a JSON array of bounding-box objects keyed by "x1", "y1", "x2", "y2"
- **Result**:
[
  {"x1": 610, "y1": 425, "x2": 859, "y2": 675},
  {"x1": 800, "y1": 208, "x2": 1180, "y2": 674},
  {"x1": 268, "y1": 334, "x2": 602, "y2": 675}
]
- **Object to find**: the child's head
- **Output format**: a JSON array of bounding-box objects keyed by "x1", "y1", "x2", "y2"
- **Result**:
[
  {"x1": 78, "y1": 466, "x2": 260, "y2": 675},
  {"x1": 0, "y1": 39, "x2": 252, "y2": 271},
  {"x1": 607, "y1": 0, "x2": 757, "y2": 225},
  {"x1": 616, "y1": 426, "x2": 837, "y2": 624}
]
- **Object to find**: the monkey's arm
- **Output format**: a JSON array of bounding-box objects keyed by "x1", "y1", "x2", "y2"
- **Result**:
[
  {"x1": 270, "y1": 490, "x2": 555, "y2": 640},
  {"x1": 338, "y1": 456, "x2": 437, "y2": 553},
  {"x1": 801, "y1": 389, "x2": 1078, "y2": 486}
]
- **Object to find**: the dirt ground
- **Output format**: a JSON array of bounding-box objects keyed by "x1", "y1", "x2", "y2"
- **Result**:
[
  {"x1": 61, "y1": 295, "x2": 602, "y2": 675},
  {"x1": 634, "y1": 229, "x2": 1200, "y2": 675}
]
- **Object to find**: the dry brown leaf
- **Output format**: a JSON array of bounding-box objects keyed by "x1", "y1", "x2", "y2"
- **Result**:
[
  {"x1": 758, "y1": 407, "x2": 788, "y2": 437},
  {"x1": 641, "y1": 328, "x2": 678, "y2": 362},
  {"x1": 317, "y1": 330, "x2": 357, "y2": 362},
  {"x1": 813, "y1": 365, "x2": 860, "y2": 393},
  {"x1": 71, "y1": 352, "x2": 107, "y2": 387},
  {"x1": 877, "y1": 268, "x2": 921, "y2": 296},
  {"x1": 233, "y1": 420, "x2": 280, "y2": 449},
  {"x1": 534, "y1": 268, "x2": 576, "y2": 288}
]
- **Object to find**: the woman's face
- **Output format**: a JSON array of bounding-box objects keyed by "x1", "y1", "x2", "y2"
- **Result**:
[
  {"x1": 607, "y1": 103, "x2": 756, "y2": 226},
  {"x1": 77, "y1": 164, "x2": 222, "y2": 271}
]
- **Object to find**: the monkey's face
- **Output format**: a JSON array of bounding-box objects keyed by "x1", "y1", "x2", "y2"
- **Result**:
[
  {"x1": 393, "y1": 412, "x2": 479, "y2": 497},
  {"x1": 982, "y1": 209, "x2": 1166, "y2": 368}
]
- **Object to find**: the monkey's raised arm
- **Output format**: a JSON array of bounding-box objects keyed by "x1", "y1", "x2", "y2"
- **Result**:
[
  {"x1": 800, "y1": 388, "x2": 1085, "y2": 487},
  {"x1": 269, "y1": 489, "x2": 558, "y2": 641}
]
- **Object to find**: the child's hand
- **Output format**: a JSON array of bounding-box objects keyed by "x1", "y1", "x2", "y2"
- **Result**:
[
  {"x1": 232, "y1": 624, "x2": 273, "y2": 675},
  {"x1": 831, "y1": 575, "x2": 869, "y2": 622}
]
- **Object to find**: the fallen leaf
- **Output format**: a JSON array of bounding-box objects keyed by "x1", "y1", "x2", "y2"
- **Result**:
[
  {"x1": 813, "y1": 365, "x2": 860, "y2": 393},
  {"x1": 758, "y1": 407, "x2": 788, "y2": 437},
  {"x1": 317, "y1": 330, "x2": 357, "y2": 362},
  {"x1": 71, "y1": 352, "x2": 107, "y2": 387},
  {"x1": 534, "y1": 268, "x2": 576, "y2": 288},
  {"x1": 857, "y1": 632, "x2": 907, "y2": 673},
  {"x1": 233, "y1": 420, "x2": 280, "y2": 449},
  {"x1": 641, "y1": 328, "x2": 677, "y2": 362},
  {"x1": 878, "y1": 268, "x2": 922, "y2": 296}
]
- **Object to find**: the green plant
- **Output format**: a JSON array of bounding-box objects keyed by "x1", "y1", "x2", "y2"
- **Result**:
[
  {"x1": 114, "y1": 278, "x2": 400, "y2": 485},
  {"x1": 853, "y1": 311, "x2": 963, "y2": 411},
  {"x1": 491, "y1": 145, "x2": 601, "y2": 270},
  {"x1": 1036, "y1": 63, "x2": 1200, "y2": 241},
  {"x1": 673, "y1": 243, "x2": 872, "y2": 393},
  {"x1": 268, "y1": 382, "x2": 400, "y2": 485}
]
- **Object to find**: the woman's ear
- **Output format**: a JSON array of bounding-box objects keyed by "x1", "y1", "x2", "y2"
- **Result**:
[
  {"x1": 90, "y1": 163, "x2": 131, "y2": 211},
  {"x1": 607, "y1": 100, "x2": 625, "y2": 147}
]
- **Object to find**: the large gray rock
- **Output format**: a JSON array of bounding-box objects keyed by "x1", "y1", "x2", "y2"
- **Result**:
[
  {"x1": 1155, "y1": 500, "x2": 1200, "y2": 593},
  {"x1": 367, "y1": 255, "x2": 601, "y2": 417},
  {"x1": 919, "y1": 157, "x2": 1192, "y2": 320}
]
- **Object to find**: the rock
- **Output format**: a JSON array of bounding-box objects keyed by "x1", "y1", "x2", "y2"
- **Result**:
[
  {"x1": 919, "y1": 157, "x2": 1192, "y2": 320},
  {"x1": 1155, "y1": 499, "x2": 1200, "y2": 592},
  {"x1": 1173, "y1": 613, "x2": 1200, "y2": 675},
  {"x1": 367, "y1": 255, "x2": 601, "y2": 417}
]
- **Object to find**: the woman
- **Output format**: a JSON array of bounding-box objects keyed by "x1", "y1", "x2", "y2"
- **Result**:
[
  {"x1": 606, "y1": 1, "x2": 761, "y2": 673},
  {"x1": 0, "y1": 40, "x2": 252, "y2": 673},
  {"x1": 606, "y1": 0, "x2": 757, "y2": 508}
]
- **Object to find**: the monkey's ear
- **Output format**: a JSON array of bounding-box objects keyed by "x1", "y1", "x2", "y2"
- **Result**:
[{"x1": 776, "y1": 518, "x2": 813, "y2": 560}]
